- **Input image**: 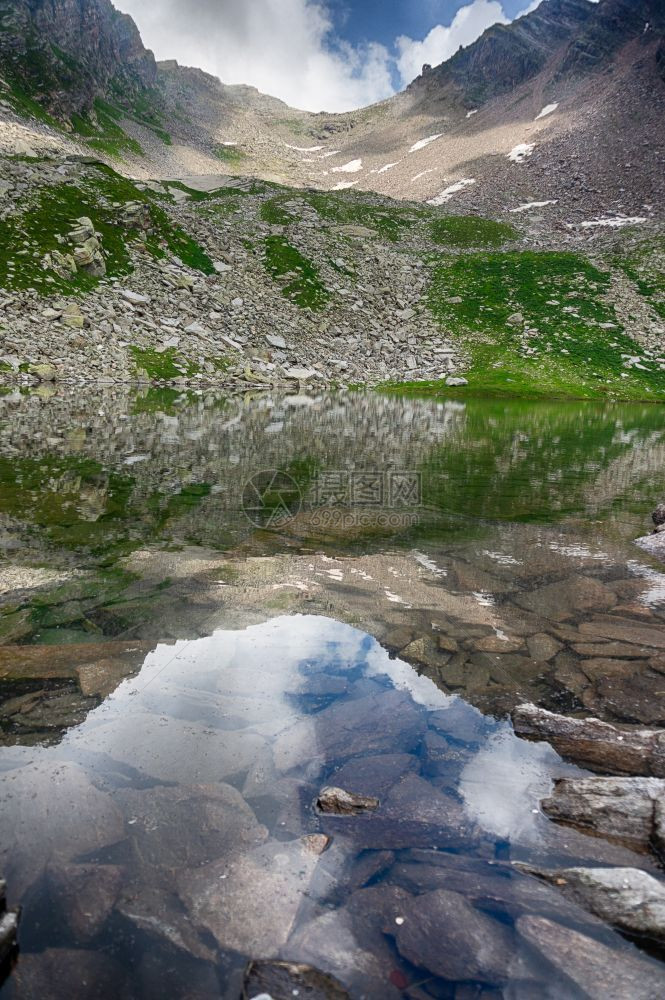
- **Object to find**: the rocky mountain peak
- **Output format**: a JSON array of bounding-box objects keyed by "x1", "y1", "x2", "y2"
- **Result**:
[
  {"x1": 408, "y1": 0, "x2": 664, "y2": 109},
  {"x1": 0, "y1": 0, "x2": 157, "y2": 117}
]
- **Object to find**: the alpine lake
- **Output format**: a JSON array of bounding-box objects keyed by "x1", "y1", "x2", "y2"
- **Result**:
[{"x1": 2, "y1": 385, "x2": 665, "y2": 998}]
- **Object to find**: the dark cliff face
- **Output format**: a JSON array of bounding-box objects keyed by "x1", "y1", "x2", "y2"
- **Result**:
[
  {"x1": 0, "y1": 0, "x2": 157, "y2": 117},
  {"x1": 410, "y1": 0, "x2": 595, "y2": 105},
  {"x1": 557, "y1": 0, "x2": 665, "y2": 77},
  {"x1": 408, "y1": 0, "x2": 664, "y2": 108}
]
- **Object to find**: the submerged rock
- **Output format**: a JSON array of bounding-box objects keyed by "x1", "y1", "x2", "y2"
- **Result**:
[
  {"x1": 285, "y1": 906, "x2": 403, "y2": 1000},
  {"x1": 518, "y1": 914, "x2": 665, "y2": 999},
  {"x1": 326, "y1": 753, "x2": 418, "y2": 800},
  {"x1": 45, "y1": 862, "x2": 122, "y2": 943},
  {"x1": 316, "y1": 786, "x2": 380, "y2": 815},
  {"x1": 391, "y1": 887, "x2": 513, "y2": 983},
  {"x1": 273, "y1": 689, "x2": 424, "y2": 773},
  {"x1": 8, "y1": 948, "x2": 129, "y2": 1000},
  {"x1": 243, "y1": 960, "x2": 350, "y2": 1000},
  {"x1": 67, "y1": 710, "x2": 266, "y2": 785},
  {"x1": 116, "y1": 884, "x2": 217, "y2": 963},
  {"x1": 512, "y1": 703, "x2": 665, "y2": 776},
  {"x1": 0, "y1": 761, "x2": 126, "y2": 897},
  {"x1": 515, "y1": 575, "x2": 616, "y2": 621},
  {"x1": 178, "y1": 840, "x2": 319, "y2": 958},
  {"x1": 115, "y1": 783, "x2": 267, "y2": 869},
  {"x1": 542, "y1": 776, "x2": 665, "y2": 856},
  {"x1": 301, "y1": 834, "x2": 331, "y2": 855}
]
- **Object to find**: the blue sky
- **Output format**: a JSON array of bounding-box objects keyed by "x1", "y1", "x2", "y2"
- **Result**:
[
  {"x1": 117, "y1": 0, "x2": 545, "y2": 112},
  {"x1": 328, "y1": 0, "x2": 530, "y2": 48}
]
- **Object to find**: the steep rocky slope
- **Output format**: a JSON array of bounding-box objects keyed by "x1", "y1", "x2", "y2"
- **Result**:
[{"x1": 0, "y1": 154, "x2": 663, "y2": 399}]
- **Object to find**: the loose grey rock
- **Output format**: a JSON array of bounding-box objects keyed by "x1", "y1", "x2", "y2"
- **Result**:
[
  {"x1": 316, "y1": 786, "x2": 380, "y2": 815},
  {"x1": 518, "y1": 914, "x2": 665, "y2": 999},
  {"x1": 512, "y1": 703, "x2": 665, "y2": 777},
  {"x1": 542, "y1": 776, "x2": 665, "y2": 855},
  {"x1": 526, "y1": 865, "x2": 665, "y2": 943},
  {"x1": 120, "y1": 289, "x2": 150, "y2": 305},
  {"x1": 0, "y1": 879, "x2": 18, "y2": 967},
  {"x1": 652, "y1": 504, "x2": 665, "y2": 527},
  {"x1": 243, "y1": 960, "x2": 350, "y2": 1000},
  {"x1": 266, "y1": 333, "x2": 287, "y2": 349}
]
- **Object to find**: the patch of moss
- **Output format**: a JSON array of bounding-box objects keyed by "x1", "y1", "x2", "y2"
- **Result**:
[
  {"x1": 429, "y1": 216, "x2": 518, "y2": 249},
  {"x1": 263, "y1": 236, "x2": 329, "y2": 310},
  {"x1": 130, "y1": 347, "x2": 200, "y2": 381},
  {"x1": 70, "y1": 98, "x2": 144, "y2": 159},
  {"x1": 613, "y1": 237, "x2": 665, "y2": 321},
  {"x1": 131, "y1": 387, "x2": 196, "y2": 414},
  {"x1": 423, "y1": 250, "x2": 665, "y2": 401},
  {"x1": 260, "y1": 197, "x2": 293, "y2": 226},
  {"x1": 147, "y1": 203, "x2": 215, "y2": 273},
  {"x1": 0, "y1": 161, "x2": 215, "y2": 296},
  {"x1": 0, "y1": 173, "x2": 135, "y2": 294},
  {"x1": 215, "y1": 145, "x2": 246, "y2": 164},
  {"x1": 305, "y1": 190, "x2": 418, "y2": 243},
  {"x1": 1, "y1": 73, "x2": 62, "y2": 129}
]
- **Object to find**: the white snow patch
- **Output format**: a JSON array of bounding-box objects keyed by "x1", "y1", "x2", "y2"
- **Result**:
[
  {"x1": 411, "y1": 168, "x2": 437, "y2": 183},
  {"x1": 409, "y1": 134, "x2": 442, "y2": 153},
  {"x1": 466, "y1": 109, "x2": 478, "y2": 119},
  {"x1": 482, "y1": 550, "x2": 521, "y2": 566},
  {"x1": 384, "y1": 589, "x2": 411, "y2": 607},
  {"x1": 427, "y1": 179, "x2": 476, "y2": 205},
  {"x1": 549, "y1": 542, "x2": 608, "y2": 561},
  {"x1": 285, "y1": 143, "x2": 324, "y2": 152},
  {"x1": 221, "y1": 141, "x2": 238, "y2": 147},
  {"x1": 332, "y1": 158, "x2": 363, "y2": 174},
  {"x1": 574, "y1": 216, "x2": 647, "y2": 230},
  {"x1": 320, "y1": 150, "x2": 341, "y2": 159},
  {"x1": 535, "y1": 103, "x2": 559, "y2": 120},
  {"x1": 510, "y1": 200, "x2": 558, "y2": 213},
  {"x1": 371, "y1": 161, "x2": 400, "y2": 175},
  {"x1": 332, "y1": 181, "x2": 358, "y2": 191},
  {"x1": 508, "y1": 143, "x2": 535, "y2": 163},
  {"x1": 413, "y1": 551, "x2": 447, "y2": 577}
]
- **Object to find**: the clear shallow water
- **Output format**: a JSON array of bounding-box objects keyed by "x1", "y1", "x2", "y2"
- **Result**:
[
  {"x1": 2, "y1": 389, "x2": 665, "y2": 996},
  {"x1": 0, "y1": 615, "x2": 661, "y2": 999}
]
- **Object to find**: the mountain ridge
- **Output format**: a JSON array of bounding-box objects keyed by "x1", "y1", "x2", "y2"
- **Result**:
[{"x1": 0, "y1": 0, "x2": 663, "y2": 219}]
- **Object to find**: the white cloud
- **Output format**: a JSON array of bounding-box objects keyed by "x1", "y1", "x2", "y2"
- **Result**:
[
  {"x1": 396, "y1": 0, "x2": 509, "y2": 88},
  {"x1": 117, "y1": 0, "x2": 393, "y2": 113},
  {"x1": 117, "y1": 0, "x2": 573, "y2": 113}
]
